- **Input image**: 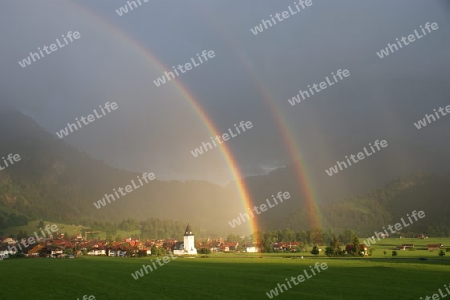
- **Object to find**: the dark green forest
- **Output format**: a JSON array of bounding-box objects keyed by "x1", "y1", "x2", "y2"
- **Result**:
[{"x1": 278, "y1": 172, "x2": 450, "y2": 237}]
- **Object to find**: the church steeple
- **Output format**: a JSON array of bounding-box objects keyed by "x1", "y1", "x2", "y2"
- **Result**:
[
  {"x1": 173, "y1": 223, "x2": 197, "y2": 255},
  {"x1": 184, "y1": 223, "x2": 193, "y2": 236}
]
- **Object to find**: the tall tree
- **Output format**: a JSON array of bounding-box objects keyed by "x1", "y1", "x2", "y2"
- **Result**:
[
  {"x1": 38, "y1": 220, "x2": 45, "y2": 229},
  {"x1": 310, "y1": 246, "x2": 320, "y2": 256},
  {"x1": 352, "y1": 235, "x2": 360, "y2": 256}
]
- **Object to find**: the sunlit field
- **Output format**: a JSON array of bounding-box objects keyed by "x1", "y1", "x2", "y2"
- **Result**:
[
  {"x1": 364, "y1": 237, "x2": 450, "y2": 258},
  {"x1": 3, "y1": 253, "x2": 449, "y2": 299}
]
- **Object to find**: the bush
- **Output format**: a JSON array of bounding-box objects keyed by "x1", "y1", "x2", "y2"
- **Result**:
[
  {"x1": 10, "y1": 252, "x2": 25, "y2": 259},
  {"x1": 325, "y1": 246, "x2": 334, "y2": 257},
  {"x1": 310, "y1": 246, "x2": 320, "y2": 256},
  {"x1": 439, "y1": 250, "x2": 445, "y2": 257},
  {"x1": 198, "y1": 248, "x2": 211, "y2": 255},
  {"x1": 392, "y1": 251, "x2": 398, "y2": 257}
]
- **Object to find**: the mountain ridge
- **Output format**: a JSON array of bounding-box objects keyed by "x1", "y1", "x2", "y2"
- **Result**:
[{"x1": 0, "y1": 107, "x2": 449, "y2": 237}]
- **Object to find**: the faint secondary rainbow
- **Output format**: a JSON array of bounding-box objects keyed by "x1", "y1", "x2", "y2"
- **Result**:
[
  {"x1": 194, "y1": 5, "x2": 324, "y2": 230},
  {"x1": 66, "y1": 1, "x2": 257, "y2": 234},
  {"x1": 242, "y1": 60, "x2": 324, "y2": 230}
]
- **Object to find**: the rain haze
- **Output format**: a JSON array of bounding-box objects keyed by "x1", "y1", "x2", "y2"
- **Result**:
[{"x1": 2, "y1": 1, "x2": 449, "y2": 186}]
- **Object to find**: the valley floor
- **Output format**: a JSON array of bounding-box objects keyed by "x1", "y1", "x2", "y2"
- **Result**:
[{"x1": 2, "y1": 254, "x2": 450, "y2": 299}]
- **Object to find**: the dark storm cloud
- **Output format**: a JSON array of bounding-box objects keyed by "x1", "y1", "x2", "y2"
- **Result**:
[{"x1": 0, "y1": 0, "x2": 449, "y2": 188}]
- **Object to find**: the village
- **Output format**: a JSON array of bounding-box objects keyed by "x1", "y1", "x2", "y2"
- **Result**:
[
  {"x1": 1, "y1": 227, "x2": 445, "y2": 260},
  {"x1": 0, "y1": 224, "x2": 260, "y2": 259}
]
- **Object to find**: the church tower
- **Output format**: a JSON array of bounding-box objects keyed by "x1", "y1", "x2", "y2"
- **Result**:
[{"x1": 183, "y1": 223, "x2": 197, "y2": 255}]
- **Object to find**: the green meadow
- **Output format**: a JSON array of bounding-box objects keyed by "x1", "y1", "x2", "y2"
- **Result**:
[
  {"x1": 3, "y1": 254, "x2": 450, "y2": 299},
  {"x1": 0, "y1": 221, "x2": 140, "y2": 240},
  {"x1": 0, "y1": 220, "x2": 89, "y2": 237},
  {"x1": 362, "y1": 237, "x2": 450, "y2": 258}
]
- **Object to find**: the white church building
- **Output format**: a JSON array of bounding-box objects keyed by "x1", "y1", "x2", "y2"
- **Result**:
[{"x1": 173, "y1": 224, "x2": 197, "y2": 255}]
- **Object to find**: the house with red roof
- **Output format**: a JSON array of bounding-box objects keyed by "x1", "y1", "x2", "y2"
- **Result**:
[{"x1": 427, "y1": 244, "x2": 442, "y2": 251}]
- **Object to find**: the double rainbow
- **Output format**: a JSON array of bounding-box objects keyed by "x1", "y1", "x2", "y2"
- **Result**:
[{"x1": 66, "y1": 0, "x2": 322, "y2": 234}]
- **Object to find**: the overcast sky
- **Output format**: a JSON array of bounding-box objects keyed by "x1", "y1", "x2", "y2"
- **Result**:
[{"x1": 1, "y1": 0, "x2": 449, "y2": 187}]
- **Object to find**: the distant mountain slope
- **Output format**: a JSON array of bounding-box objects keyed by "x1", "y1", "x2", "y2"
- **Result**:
[
  {"x1": 280, "y1": 172, "x2": 450, "y2": 236},
  {"x1": 1, "y1": 106, "x2": 449, "y2": 237},
  {"x1": 0, "y1": 106, "x2": 241, "y2": 235}
]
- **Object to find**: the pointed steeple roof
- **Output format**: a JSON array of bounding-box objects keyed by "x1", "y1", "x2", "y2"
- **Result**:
[{"x1": 184, "y1": 223, "x2": 193, "y2": 236}]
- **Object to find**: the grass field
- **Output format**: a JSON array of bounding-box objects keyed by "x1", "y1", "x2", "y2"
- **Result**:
[
  {"x1": 362, "y1": 237, "x2": 450, "y2": 258},
  {"x1": 0, "y1": 221, "x2": 141, "y2": 240},
  {"x1": 2, "y1": 254, "x2": 450, "y2": 299},
  {"x1": 0, "y1": 220, "x2": 89, "y2": 237}
]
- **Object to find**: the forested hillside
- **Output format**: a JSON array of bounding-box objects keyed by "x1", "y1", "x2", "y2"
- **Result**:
[
  {"x1": 1, "y1": 106, "x2": 449, "y2": 237},
  {"x1": 278, "y1": 172, "x2": 450, "y2": 236},
  {"x1": 0, "y1": 106, "x2": 241, "y2": 235}
]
